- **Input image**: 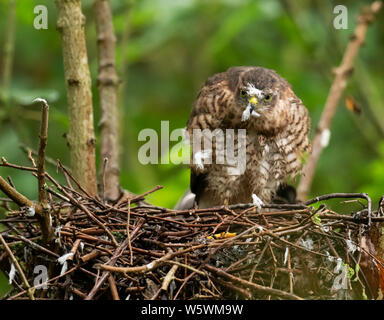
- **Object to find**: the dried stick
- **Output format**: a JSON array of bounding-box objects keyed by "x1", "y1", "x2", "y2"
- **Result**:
[
  {"x1": 165, "y1": 260, "x2": 206, "y2": 276},
  {"x1": 5, "y1": 224, "x2": 59, "y2": 258},
  {"x1": 204, "y1": 265, "x2": 303, "y2": 300},
  {"x1": 305, "y1": 192, "x2": 372, "y2": 226},
  {"x1": 55, "y1": 0, "x2": 98, "y2": 196},
  {"x1": 68, "y1": 239, "x2": 81, "y2": 261},
  {"x1": 94, "y1": 0, "x2": 121, "y2": 201},
  {"x1": 0, "y1": 157, "x2": 36, "y2": 173},
  {"x1": 45, "y1": 172, "x2": 118, "y2": 246},
  {"x1": 127, "y1": 199, "x2": 133, "y2": 265},
  {"x1": 34, "y1": 98, "x2": 54, "y2": 243},
  {"x1": 0, "y1": 176, "x2": 43, "y2": 215},
  {"x1": 8, "y1": 266, "x2": 78, "y2": 300},
  {"x1": 85, "y1": 219, "x2": 145, "y2": 300},
  {"x1": 97, "y1": 245, "x2": 206, "y2": 274},
  {"x1": 297, "y1": 1, "x2": 383, "y2": 200},
  {"x1": 35, "y1": 98, "x2": 49, "y2": 206},
  {"x1": 108, "y1": 274, "x2": 120, "y2": 300},
  {"x1": 0, "y1": 234, "x2": 35, "y2": 300},
  {"x1": 161, "y1": 264, "x2": 179, "y2": 291}
]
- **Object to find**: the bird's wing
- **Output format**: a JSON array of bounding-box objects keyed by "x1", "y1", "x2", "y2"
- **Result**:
[
  {"x1": 185, "y1": 67, "x2": 254, "y2": 207},
  {"x1": 186, "y1": 71, "x2": 234, "y2": 207}
]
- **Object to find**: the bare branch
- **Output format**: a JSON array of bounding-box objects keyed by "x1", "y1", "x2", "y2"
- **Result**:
[
  {"x1": 0, "y1": 176, "x2": 42, "y2": 215},
  {"x1": 0, "y1": 233, "x2": 35, "y2": 300}
]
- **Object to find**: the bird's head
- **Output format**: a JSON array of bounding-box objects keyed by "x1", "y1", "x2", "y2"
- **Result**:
[
  {"x1": 232, "y1": 67, "x2": 291, "y2": 133},
  {"x1": 238, "y1": 83, "x2": 275, "y2": 121}
]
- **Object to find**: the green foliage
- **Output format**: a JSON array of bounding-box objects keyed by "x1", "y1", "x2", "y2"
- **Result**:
[
  {"x1": 342, "y1": 262, "x2": 355, "y2": 280},
  {"x1": 313, "y1": 213, "x2": 322, "y2": 225}
]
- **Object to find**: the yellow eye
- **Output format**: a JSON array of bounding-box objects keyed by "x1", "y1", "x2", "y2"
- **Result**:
[
  {"x1": 240, "y1": 89, "x2": 247, "y2": 97},
  {"x1": 264, "y1": 94, "x2": 272, "y2": 102}
]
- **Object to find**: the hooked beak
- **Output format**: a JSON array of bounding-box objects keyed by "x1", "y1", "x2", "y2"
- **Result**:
[
  {"x1": 249, "y1": 96, "x2": 258, "y2": 111},
  {"x1": 241, "y1": 96, "x2": 261, "y2": 122}
]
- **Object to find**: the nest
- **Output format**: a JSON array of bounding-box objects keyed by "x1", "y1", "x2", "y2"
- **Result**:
[{"x1": 0, "y1": 161, "x2": 383, "y2": 300}]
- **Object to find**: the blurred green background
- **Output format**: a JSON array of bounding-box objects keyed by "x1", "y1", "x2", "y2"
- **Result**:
[{"x1": 0, "y1": 0, "x2": 383, "y2": 295}]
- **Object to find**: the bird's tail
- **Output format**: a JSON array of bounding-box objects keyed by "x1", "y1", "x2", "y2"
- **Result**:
[{"x1": 174, "y1": 189, "x2": 196, "y2": 210}]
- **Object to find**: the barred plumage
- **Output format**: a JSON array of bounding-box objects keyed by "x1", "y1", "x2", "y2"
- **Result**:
[{"x1": 176, "y1": 66, "x2": 311, "y2": 209}]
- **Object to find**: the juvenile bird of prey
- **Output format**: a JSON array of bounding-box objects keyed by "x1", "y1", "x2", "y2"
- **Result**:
[{"x1": 175, "y1": 66, "x2": 311, "y2": 209}]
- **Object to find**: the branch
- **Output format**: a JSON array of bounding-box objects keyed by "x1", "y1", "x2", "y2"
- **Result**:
[
  {"x1": 85, "y1": 218, "x2": 145, "y2": 300},
  {"x1": 204, "y1": 265, "x2": 303, "y2": 300},
  {"x1": 34, "y1": 98, "x2": 55, "y2": 243},
  {"x1": 0, "y1": 233, "x2": 35, "y2": 300},
  {"x1": 94, "y1": 0, "x2": 121, "y2": 201},
  {"x1": 297, "y1": 1, "x2": 383, "y2": 200},
  {"x1": 55, "y1": 0, "x2": 98, "y2": 196},
  {"x1": 305, "y1": 192, "x2": 372, "y2": 226},
  {"x1": 0, "y1": 176, "x2": 42, "y2": 215},
  {"x1": 37, "y1": 97, "x2": 48, "y2": 206},
  {"x1": 97, "y1": 244, "x2": 206, "y2": 274}
]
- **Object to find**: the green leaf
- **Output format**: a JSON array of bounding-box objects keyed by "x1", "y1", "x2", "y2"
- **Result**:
[
  {"x1": 342, "y1": 262, "x2": 355, "y2": 279},
  {"x1": 313, "y1": 213, "x2": 322, "y2": 225}
]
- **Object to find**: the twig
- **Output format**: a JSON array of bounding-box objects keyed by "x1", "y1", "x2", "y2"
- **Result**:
[
  {"x1": 108, "y1": 274, "x2": 120, "y2": 300},
  {"x1": 5, "y1": 224, "x2": 59, "y2": 258},
  {"x1": 0, "y1": 157, "x2": 37, "y2": 172},
  {"x1": 46, "y1": 173, "x2": 118, "y2": 246},
  {"x1": 165, "y1": 260, "x2": 206, "y2": 276},
  {"x1": 130, "y1": 185, "x2": 163, "y2": 203},
  {"x1": 127, "y1": 199, "x2": 133, "y2": 265},
  {"x1": 213, "y1": 277, "x2": 252, "y2": 299},
  {"x1": 297, "y1": 1, "x2": 383, "y2": 200},
  {"x1": 0, "y1": 176, "x2": 43, "y2": 215},
  {"x1": 97, "y1": 245, "x2": 206, "y2": 274},
  {"x1": 8, "y1": 266, "x2": 78, "y2": 300},
  {"x1": 68, "y1": 239, "x2": 81, "y2": 261},
  {"x1": 85, "y1": 219, "x2": 145, "y2": 300},
  {"x1": 287, "y1": 248, "x2": 293, "y2": 294},
  {"x1": 161, "y1": 264, "x2": 179, "y2": 291},
  {"x1": 80, "y1": 250, "x2": 101, "y2": 263},
  {"x1": 204, "y1": 265, "x2": 303, "y2": 300},
  {"x1": 305, "y1": 192, "x2": 372, "y2": 226},
  {"x1": 35, "y1": 98, "x2": 49, "y2": 206},
  {"x1": 0, "y1": 233, "x2": 35, "y2": 300},
  {"x1": 34, "y1": 98, "x2": 54, "y2": 243}
]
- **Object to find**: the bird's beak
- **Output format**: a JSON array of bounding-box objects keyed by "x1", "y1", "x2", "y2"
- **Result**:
[
  {"x1": 242, "y1": 96, "x2": 261, "y2": 121},
  {"x1": 249, "y1": 96, "x2": 259, "y2": 111}
]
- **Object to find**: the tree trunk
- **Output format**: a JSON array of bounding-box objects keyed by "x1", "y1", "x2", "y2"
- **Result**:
[
  {"x1": 94, "y1": 0, "x2": 120, "y2": 201},
  {"x1": 55, "y1": 0, "x2": 98, "y2": 196},
  {"x1": 1, "y1": 0, "x2": 16, "y2": 91}
]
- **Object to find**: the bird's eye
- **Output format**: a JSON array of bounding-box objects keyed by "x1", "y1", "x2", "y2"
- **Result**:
[
  {"x1": 264, "y1": 94, "x2": 272, "y2": 102},
  {"x1": 240, "y1": 89, "x2": 247, "y2": 97}
]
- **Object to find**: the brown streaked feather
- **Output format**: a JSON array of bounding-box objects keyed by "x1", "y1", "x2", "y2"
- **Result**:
[{"x1": 182, "y1": 66, "x2": 311, "y2": 209}]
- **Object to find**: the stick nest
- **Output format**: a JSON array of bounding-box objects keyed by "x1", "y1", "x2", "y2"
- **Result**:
[{"x1": 0, "y1": 165, "x2": 383, "y2": 300}]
